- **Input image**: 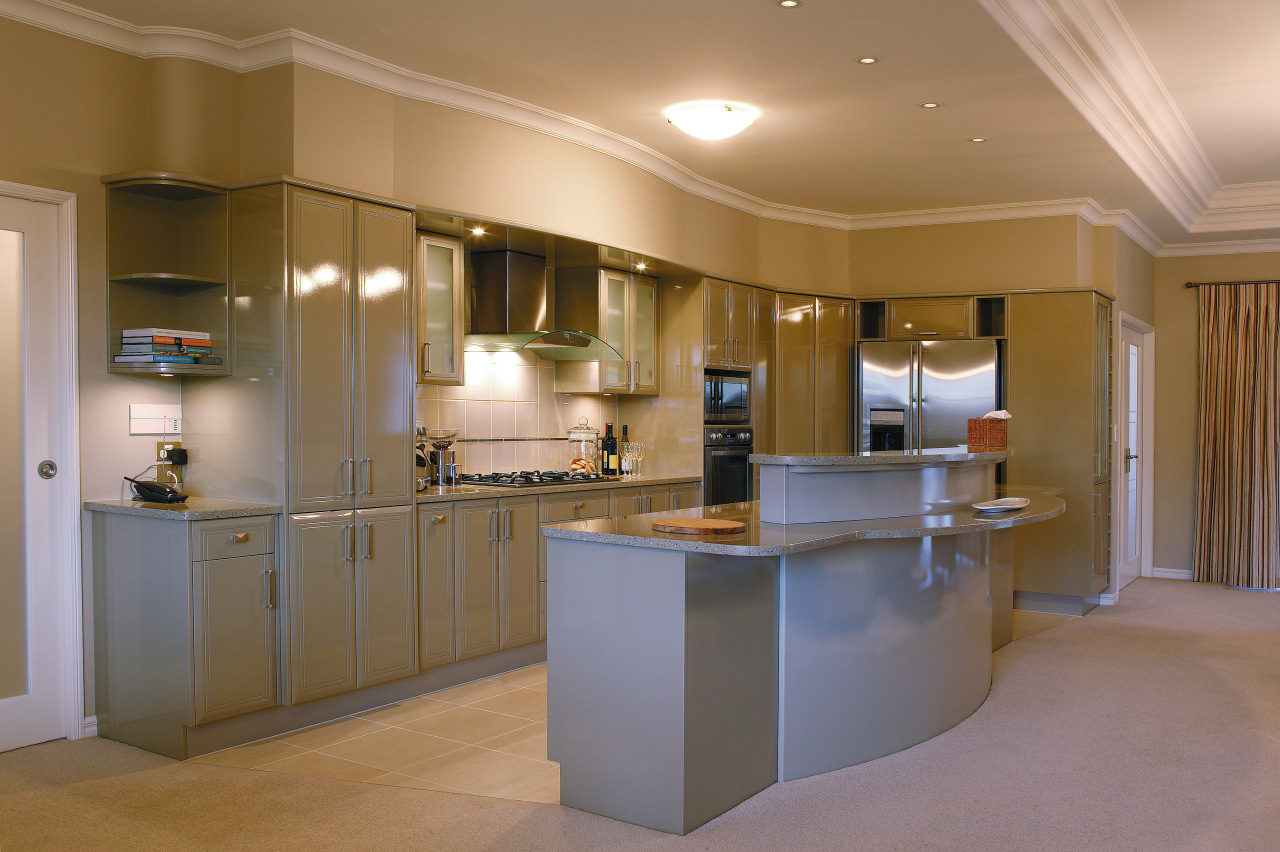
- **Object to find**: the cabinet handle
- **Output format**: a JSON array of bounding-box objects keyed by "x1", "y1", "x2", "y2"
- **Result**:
[
  {"x1": 344, "y1": 524, "x2": 354, "y2": 562},
  {"x1": 488, "y1": 510, "x2": 498, "y2": 542},
  {"x1": 342, "y1": 459, "x2": 355, "y2": 497},
  {"x1": 733, "y1": 338, "x2": 738, "y2": 362},
  {"x1": 263, "y1": 569, "x2": 275, "y2": 609},
  {"x1": 231, "y1": 532, "x2": 249, "y2": 544},
  {"x1": 673, "y1": 494, "x2": 681, "y2": 509},
  {"x1": 363, "y1": 521, "x2": 373, "y2": 559},
  {"x1": 634, "y1": 360, "x2": 640, "y2": 387},
  {"x1": 724, "y1": 337, "x2": 729, "y2": 361},
  {"x1": 644, "y1": 495, "x2": 651, "y2": 512},
  {"x1": 421, "y1": 341, "x2": 432, "y2": 375},
  {"x1": 429, "y1": 514, "x2": 446, "y2": 525},
  {"x1": 919, "y1": 330, "x2": 940, "y2": 336},
  {"x1": 503, "y1": 508, "x2": 512, "y2": 541},
  {"x1": 360, "y1": 458, "x2": 371, "y2": 494}
]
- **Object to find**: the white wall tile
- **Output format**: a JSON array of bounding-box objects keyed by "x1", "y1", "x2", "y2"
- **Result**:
[
  {"x1": 465, "y1": 400, "x2": 493, "y2": 439},
  {"x1": 491, "y1": 401, "x2": 516, "y2": 438},
  {"x1": 438, "y1": 399, "x2": 465, "y2": 431},
  {"x1": 491, "y1": 442, "x2": 516, "y2": 472},
  {"x1": 515, "y1": 402, "x2": 539, "y2": 438}
]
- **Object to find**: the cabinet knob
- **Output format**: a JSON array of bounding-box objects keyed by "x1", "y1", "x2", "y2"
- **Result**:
[
  {"x1": 429, "y1": 514, "x2": 447, "y2": 525},
  {"x1": 231, "y1": 532, "x2": 250, "y2": 544}
]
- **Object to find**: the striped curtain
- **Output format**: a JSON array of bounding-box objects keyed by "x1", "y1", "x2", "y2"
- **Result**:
[{"x1": 1194, "y1": 282, "x2": 1280, "y2": 588}]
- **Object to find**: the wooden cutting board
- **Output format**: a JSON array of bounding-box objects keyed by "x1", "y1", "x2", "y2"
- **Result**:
[{"x1": 651, "y1": 517, "x2": 747, "y2": 535}]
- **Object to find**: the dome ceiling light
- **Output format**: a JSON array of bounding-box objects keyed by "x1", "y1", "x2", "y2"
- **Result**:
[{"x1": 664, "y1": 101, "x2": 761, "y2": 140}]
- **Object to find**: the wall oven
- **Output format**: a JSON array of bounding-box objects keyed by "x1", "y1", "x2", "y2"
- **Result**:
[
  {"x1": 704, "y1": 369, "x2": 751, "y2": 425},
  {"x1": 704, "y1": 426, "x2": 753, "y2": 506}
]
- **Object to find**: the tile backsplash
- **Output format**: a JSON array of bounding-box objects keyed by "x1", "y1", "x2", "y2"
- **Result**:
[{"x1": 416, "y1": 351, "x2": 621, "y2": 473}]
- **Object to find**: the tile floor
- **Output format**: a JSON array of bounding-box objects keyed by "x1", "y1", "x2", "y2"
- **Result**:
[
  {"x1": 194, "y1": 614, "x2": 1074, "y2": 804},
  {"x1": 193, "y1": 663, "x2": 559, "y2": 804}
]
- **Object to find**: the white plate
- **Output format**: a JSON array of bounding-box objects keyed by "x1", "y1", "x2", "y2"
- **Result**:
[{"x1": 972, "y1": 497, "x2": 1030, "y2": 513}]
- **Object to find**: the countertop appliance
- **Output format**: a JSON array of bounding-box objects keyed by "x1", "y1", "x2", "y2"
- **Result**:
[
  {"x1": 704, "y1": 426, "x2": 753, "y2": 505},
  {"x1": 457, "y1": 470, "x2": 621, "y2": 488},
  {"x1": 705, "y1": 369, "x2": 751, "y2": 425},
  {"x1": 858, "y1": 340, "x2": 999, "y2": 452},
  {"x1": 418, "y1": 428, "x2": 460, "y2": 487}
]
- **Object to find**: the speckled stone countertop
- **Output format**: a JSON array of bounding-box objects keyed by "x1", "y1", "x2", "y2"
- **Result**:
[
  {"x1": 83, "y1": 497, "x2": 284, "y2": 520},
  {"x1": 415, "y1": 474, "x2": 701, "y2": 504},
  {"x1": 540, "y1": 486, "x2": 1063, "y2": 556},
  {"x1": 750, "y1": 447, "x2": 1009, "y2": 466}
]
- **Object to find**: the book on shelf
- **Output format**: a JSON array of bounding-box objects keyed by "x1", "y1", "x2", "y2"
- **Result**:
[
  {"x1": 193, "y1": 356, "x2": 223, "y2": 365},
  {"x1": 120, "y1": 327, "x2": 211, "y2": 340},
  {"x1": 113, "y1": 354, "x2": 196, "y2": 364},
  {"x1": 122, "y1": 335, "x2": 214, "y2": 347},
  {"x1": 119, "y1": 343, "x2": 214, "y2": 355}
]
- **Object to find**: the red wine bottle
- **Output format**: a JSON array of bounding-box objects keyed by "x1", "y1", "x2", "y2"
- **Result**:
[{"x1": 602, "y1": 422, "x2": 618, "y2": 476}]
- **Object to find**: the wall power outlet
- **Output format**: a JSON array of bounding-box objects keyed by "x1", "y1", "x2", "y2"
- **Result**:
[{"x1": 156, "y1": 440, "x2": 183, "y2": 462}]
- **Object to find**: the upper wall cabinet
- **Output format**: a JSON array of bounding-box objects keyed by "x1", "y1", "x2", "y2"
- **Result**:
[
  {"x1": 887, "y1": 297, "x2": 971, "y2": 340},
  {"x1": 705, "y1": 279, "x2": 753, "y2": 370},
  {"x1": 554, "y1": 267, "x2": 658, "y2": 395},
  {"x1": 415, "y1": 232, "x2": 465, "y2": 386},
  {"x1": 104, "y1": 174, "x2": 231, "y2": 376}
]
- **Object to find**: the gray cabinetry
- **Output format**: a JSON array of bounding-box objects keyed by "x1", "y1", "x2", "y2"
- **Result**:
[
  {"x1": 91, "y1": 509, "x2": 279, "y2": 759},
  {"x1": 705, "y1": 279, "x2": 753, "y2": 370},
  {"x1": 816, "y1": 297, "x2": 855, "y2": 453},
  {"x1": 498, "y1": 495, "x2": 541, "y2": 650},
  {"x1": 670, "y1": 482, "x2": 702, "y2": 510},
  {"x1": 555, "y1": 267, "x2": 659, "y2": 394},
  {"x1": 417, "y1": 504, "x2": 455, "y2": 669},
  {"x1": 455, "y1": 496, "x2": 541, "y2": 659},
  {"x1": 775, "y1": 294, "x2": 817, "y2": 455},
  {"x1": 415, "y1": 232, "x2": 465, "y2": 385},
  {"x1": 887, "y1": 297, "x2": 971, "y2": 340}
]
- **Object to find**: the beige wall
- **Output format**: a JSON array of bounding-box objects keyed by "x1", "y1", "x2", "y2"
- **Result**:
[
  {"x1": 846, "y1": 216, "x2": 1090, "y2": 295},
  {"x1": 1093, "y1": 227, "x2": 1155, "y2": 324},
  {"x1": 758, "y1": 218, "x2": 849, "y2": 295},
  {"x1": 1152, "y1": 252, "x2": 1280, "y2": 574}
]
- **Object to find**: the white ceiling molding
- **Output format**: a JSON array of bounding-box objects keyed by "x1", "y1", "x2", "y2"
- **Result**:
[
  {"x1": 1157, "y1": 237, "x2": 1280, "y2": 258},
  {"x1": 979, "y1": 0, "x2": 1217, "y2": 229},
  {"x1": 1193, "y1": 182, "x2": 1280, "y2": 233}
]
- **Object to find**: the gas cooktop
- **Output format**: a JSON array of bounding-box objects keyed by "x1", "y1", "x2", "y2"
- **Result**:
[{"x1": 456, "y1": 470, "x2": 621, "y2": 488}]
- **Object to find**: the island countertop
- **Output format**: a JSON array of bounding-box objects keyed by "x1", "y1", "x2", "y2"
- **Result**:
[
  {"x1": 540, "y1": 486, "x2": 1063, "y2": 556},
  {"x1": 83, "y1": 496, "x2": 284, "y2": 520},
  {"x1": 749, "y1": 446, "x2": 1009, "y2": 466}
]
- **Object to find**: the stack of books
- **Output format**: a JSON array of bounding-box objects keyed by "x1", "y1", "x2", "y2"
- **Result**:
[{"x1": 113, "y1": 327, "x2": 223, "y2": 365}]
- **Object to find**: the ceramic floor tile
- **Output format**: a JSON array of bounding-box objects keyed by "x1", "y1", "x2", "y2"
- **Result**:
[
  {"x1": 190, "y1": 739, "x2": 308, "y2": 769},
  {"x1": 486, "y1": 664, "x2": 548, "y2": 688},
  {"x1": 319, "y1": 726, "x2": 465, "y2": 773},
  {"x1": 367, "y1": 772, "x2": 466, "y2": 792},
  {"x1": 256, "y1": 751, "x2": 386, "y2": 783},
  {"x1": 492, "y1": 765, "x2": 560, "y2": 804},
  {"x1": 477, "y1": 722, "x2": 547, "y2": 761},
  {"x1": 400, "y1": 706, "x2": 532, "y2": 744},
  {"x1": 399, "y1": 745, "x2": 556, "y2": 796},
  {"x1": 356, "y1": 695, "x2": 455, "y2": 726},
  {"x1": 427, "y1": 679, "x2": 520, "y2": 705},
  {"x1": 470, "y1": 687, "x2": 547, "y2": 722},
  {"x1": 273, "y1": 715, "x2": 388, "y2": 750}
]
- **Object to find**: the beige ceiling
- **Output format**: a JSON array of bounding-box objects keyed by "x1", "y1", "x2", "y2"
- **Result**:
[{"x1": 50, "y1": 0, "x2": 1280, "y2": 250}]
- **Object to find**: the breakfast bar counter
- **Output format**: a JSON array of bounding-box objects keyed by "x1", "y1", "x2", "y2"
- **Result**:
[{"x1": 541, "y1": 450, "x2": 1063, "y2": 835}]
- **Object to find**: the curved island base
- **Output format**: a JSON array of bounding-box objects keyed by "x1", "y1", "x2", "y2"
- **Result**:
[{"x1": 543, "y1": 450, "x2": 1063, "y2": 835}]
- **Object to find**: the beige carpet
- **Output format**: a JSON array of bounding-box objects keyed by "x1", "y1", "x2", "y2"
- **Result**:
[{"x1": 3, "y1": 578, "x2": 1278, "y2": 851}]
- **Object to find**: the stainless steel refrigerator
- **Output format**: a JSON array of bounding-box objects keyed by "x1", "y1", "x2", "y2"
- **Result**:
[{"x1": 858, "y1": 340, "x2": 1000, "y2": 451}]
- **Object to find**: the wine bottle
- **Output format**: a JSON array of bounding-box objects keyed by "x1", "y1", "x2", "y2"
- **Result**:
[
  {"x1": 603, "y1": 422, "x2": 618, "y2": 476},
  {"x1": 620, "y1": 424, "x2": 631, "y2": 474}
]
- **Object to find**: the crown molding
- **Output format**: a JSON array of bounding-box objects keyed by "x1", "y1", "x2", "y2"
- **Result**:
[{"x1": 1157, "y1": 238, "x2": 1280, "y2": 258}]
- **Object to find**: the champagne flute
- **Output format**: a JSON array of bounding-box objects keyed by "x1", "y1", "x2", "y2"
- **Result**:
[{"x1": 632, "y1": 441, "x2": 645, "y2": 477}]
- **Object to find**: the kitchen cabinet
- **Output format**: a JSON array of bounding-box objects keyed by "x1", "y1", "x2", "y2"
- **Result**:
[
  {"x1": 670, "y1": 482, "x2": 702, "y2": 510},
  {"x1": 415, "y1": 232, "x2": 465, "y2": 385},
  {"x1": 417, "y1": 504, "x2": 455, "y2": 670},
  {"x1": 887, "y1": 297, "x2": 971, "y2": 340},
  {"x1": 1006, "y1": 290, "x2": 1113, "y2": 611},
  {"x1": 609, "y1": 483, "x2": 702, "y2": 516},
  {"x1": 455, "y1": 496, "x2": 541, "y2": 660},
  {"x1": 705, "y1": 279, "x2": 753, "y2": 370},
  {"x1": 103, "y1": 173, "x2": 230, "y2": 376},
  {"x1": 775, "y1": 294, "x2": 817, "y2": 455},
  {"x1": 90, "y1": 510, "x2": 279, "y2": 759},
  {"x1": 752, "y1": 288, "x2": 776, "y2": 457},
  {"x1": 816, "y1": 297, "x2": 855, "y2": 453},
  {"x1": 554, "y1": 267, "x2": 658, "y2": 394},
  {"x1": 287, "y1": 506, "x2": 417, "y2": 704}
]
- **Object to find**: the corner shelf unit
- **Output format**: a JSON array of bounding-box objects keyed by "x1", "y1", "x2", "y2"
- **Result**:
[{"x1": 104, "y1": 173, "x2": 232, "y2": 376}]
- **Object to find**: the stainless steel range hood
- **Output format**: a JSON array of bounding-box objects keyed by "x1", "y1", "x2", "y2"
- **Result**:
[{"x1": 464, "y1": 250, "x2": 623, "y2": 361}]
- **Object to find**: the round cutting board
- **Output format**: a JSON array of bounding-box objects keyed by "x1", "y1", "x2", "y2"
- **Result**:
[{"x1": 651, "y1": 517, "x2": 747, "y2": 535}]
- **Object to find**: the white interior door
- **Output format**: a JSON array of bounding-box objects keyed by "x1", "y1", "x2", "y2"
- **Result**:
[
  {"x1": 1116, "y1": 320, "x2": 1151, "y2": 590},
  {"x1": 0, "y1": 189, "x2": 79, "y2": 751}
]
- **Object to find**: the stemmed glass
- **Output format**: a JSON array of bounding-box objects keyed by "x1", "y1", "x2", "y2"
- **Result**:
[{"x1": 630, "y1": 441, "x2": 646, "y2": 478}]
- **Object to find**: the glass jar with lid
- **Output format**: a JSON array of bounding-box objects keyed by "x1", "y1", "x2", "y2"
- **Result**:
[{"x1": 567, "y1": 416, "x2": 600, "y2": 474}]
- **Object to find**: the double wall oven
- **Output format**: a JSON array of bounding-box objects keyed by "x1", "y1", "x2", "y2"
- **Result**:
[{"x1": 704, "y1": 369, "x2": 752, "y2": 505}]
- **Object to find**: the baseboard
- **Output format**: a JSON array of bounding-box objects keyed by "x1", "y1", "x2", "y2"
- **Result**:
[
  {"x1": 1152, "y1": 566, "x2": 1194, "y2": 581},
  {"x1": 82, "y1": 715, "x2": 98, "y2": 738},
  {"x1": 1095, "y1": 593, "x2": 1118, "y2": 606}
]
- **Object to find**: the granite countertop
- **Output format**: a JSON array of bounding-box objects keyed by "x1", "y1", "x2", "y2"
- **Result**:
[
  {"x1": 84, "y1": 496, "x2": 284, "y2": 520},
  {"x1": 750, "y1": 446, "x2": 1009, "y2": 466},
  {"x1": 415, "y1": 473, "x2": 702, "y2": 504},
  {"x1": 540, "y1": 485, "x2": 1063, "y2": 556}
]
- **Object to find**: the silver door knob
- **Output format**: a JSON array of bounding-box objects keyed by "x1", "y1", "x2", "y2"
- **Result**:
[{"x1": 37, "y1": 460, "x2": 57, "y2": 479}]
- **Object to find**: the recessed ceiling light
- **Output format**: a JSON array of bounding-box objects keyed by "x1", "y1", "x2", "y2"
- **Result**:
[
  {"x1": 664, "y1": 101, "x2": 760, "y2": 140},
  {"x1": 777, "y1": 0, "x2": 802, "y2": 7},
  {"x1": 969, "y1": 137, "x2": 989, "y2": 143},
  {"x1": 635, "y1": 261, "x2": 648, "y2": 271},
  {"x1": 857, "y1": 56, "x2": 879, "y2": 64},
  {"x1": 470, "y1": 226, "x2": 487, "y2": 235},
  {"x1": 918, "y1": 102, "x2": 941, "y2": 109}
]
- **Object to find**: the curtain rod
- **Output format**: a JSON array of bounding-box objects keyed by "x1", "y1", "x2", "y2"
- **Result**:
[{"x1": 1185, "y1": 279, "x2": 1280, "y2": 288}]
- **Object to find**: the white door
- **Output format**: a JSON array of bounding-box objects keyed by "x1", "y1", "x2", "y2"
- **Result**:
[
  {"x1": 1116, "y1": 321, "x2": 1150, "y2": 590},
  {"x1": 0, "y1": 189, "x2": 79, "y2": 751}
]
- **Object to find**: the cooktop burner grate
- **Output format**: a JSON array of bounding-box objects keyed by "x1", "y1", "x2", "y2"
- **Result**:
[{"x1": 456, "y1": 470, "x2": 621, "y2": 487}]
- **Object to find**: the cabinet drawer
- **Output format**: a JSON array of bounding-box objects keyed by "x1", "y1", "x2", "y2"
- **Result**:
[
  {"x1": 540, "y1": 492, "x2": 610, "y2": 523},
  {"x1": 192, "y1": 517, "x2": 276, "y2": 561}
]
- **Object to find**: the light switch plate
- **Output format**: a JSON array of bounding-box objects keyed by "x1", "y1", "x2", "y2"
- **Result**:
[{"x1": 129, "y1": 403, "x2": 182, "y2": 435}]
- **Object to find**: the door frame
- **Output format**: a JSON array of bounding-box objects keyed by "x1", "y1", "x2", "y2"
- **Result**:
[
  {"x1": 1, "y1": 178, "x2": 83, "y2": 742},
  {"x1": 1116, "y1": 313, "x2": 1155, "y2": 590}
]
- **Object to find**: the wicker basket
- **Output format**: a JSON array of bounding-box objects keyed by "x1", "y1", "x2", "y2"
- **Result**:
[{"x1": 967, "y1": 417, "x2": 1007, "y2": 451}]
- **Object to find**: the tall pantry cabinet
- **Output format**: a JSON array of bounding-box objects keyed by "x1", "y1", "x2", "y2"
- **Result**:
[{"x1": 183, "y1": 182, "x2": 417, "y2": 704}]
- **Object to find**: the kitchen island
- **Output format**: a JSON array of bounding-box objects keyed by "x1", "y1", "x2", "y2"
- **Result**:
[{"x1": 541, "y1": 449, "x2": 1064, "y2": 835}]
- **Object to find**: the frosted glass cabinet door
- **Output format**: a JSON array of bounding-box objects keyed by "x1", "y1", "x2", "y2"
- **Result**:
[
  {"x1": 601, "y1": 269, "x2": 630, "y2": 391},
  {"x1": 416, "y1": 233, "x2": 464, "y2": 385},
  {"x1": 632, "y1": 275, "x2": 658, "y2": 393}
]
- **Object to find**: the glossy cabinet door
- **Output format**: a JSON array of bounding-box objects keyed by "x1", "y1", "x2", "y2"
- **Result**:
[
  {"x1": 887, "y1": 297, "x2": 971, "y2": 340},
  {"x1": 190, "y1": 550, "x2": 276, "y2": 725},
  {"x1": 753, "y1": 290, "x2": 776, "y2": 456},
  {"x1": 816, "y1": 298, "x2": 854, "y2": 453},
  {"x1": 287, "y1": 188, "x2": 355, "y2": 514},
  {"x1": 670, "y1": 482, "x2": 702, "y2": 510},
  {"x1": 775, "y1": 294, "x2": 817, "y2": 455},
  {"x1": 729, "y1": 282, "x2": 753, "y2": 369},
  {"x1": 499, "y1": 495, "x2": 540, "y2": 650},
  {"x1": 641, "y1": 486, "x2": 671, "y2": 513},
  {"x1": 354, "y1": 505, "x2": 417, "y2": 688},
  {"x1": 608, "y1": 486, "x2": 644, "y2": 517},
  {"x1": 353, "y1": 203, "x2": 415, "y2": 509},
  {"x1": 632, "y1": 275, "x2": 659, "y2": 393},
  {"x1": 1093, "y1": 296, "x2": 1112, "y2": 481},
  {"x1": 415, "y1": 233, "x2": 465, "y2": 385},
  {"x1": 455, "y1": 499, "x2": 500, "y2": 660},
  {"x1": 601, "y1": 269, "x2": 631, "y2": 391},
  {"x1": 705, "y1": 278, "x2": 730, "y2": 367},
  {"x1": 1092, "y1": 481, "x2": 1112, "y2": 592},
  {"x1": 417, "y1": 504, "x2": 455, "y2": 670},
  {"x1": 288, "y1": 511, "x2": 357, "y2": 704}
]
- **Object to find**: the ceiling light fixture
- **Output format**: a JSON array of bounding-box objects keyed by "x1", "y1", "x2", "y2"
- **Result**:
[
  {"x1": 664, "y1": 100, "x2": 760, "y2": 140},
  {"x1": 857, "y1": 56, "x2": 879, "y2": 64},
  {"x1": 470, "y1": 226, "x2": 487, "y2": 236},
  {"x1": 918, "y1": 102, "x2": 940, "y2": 109},
  {"x1": 777, "y1": 0, "x2": 802, "y2": 7},
  {"x1": 969, "y1": 137, "x2": 988, "y2": 143}
]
